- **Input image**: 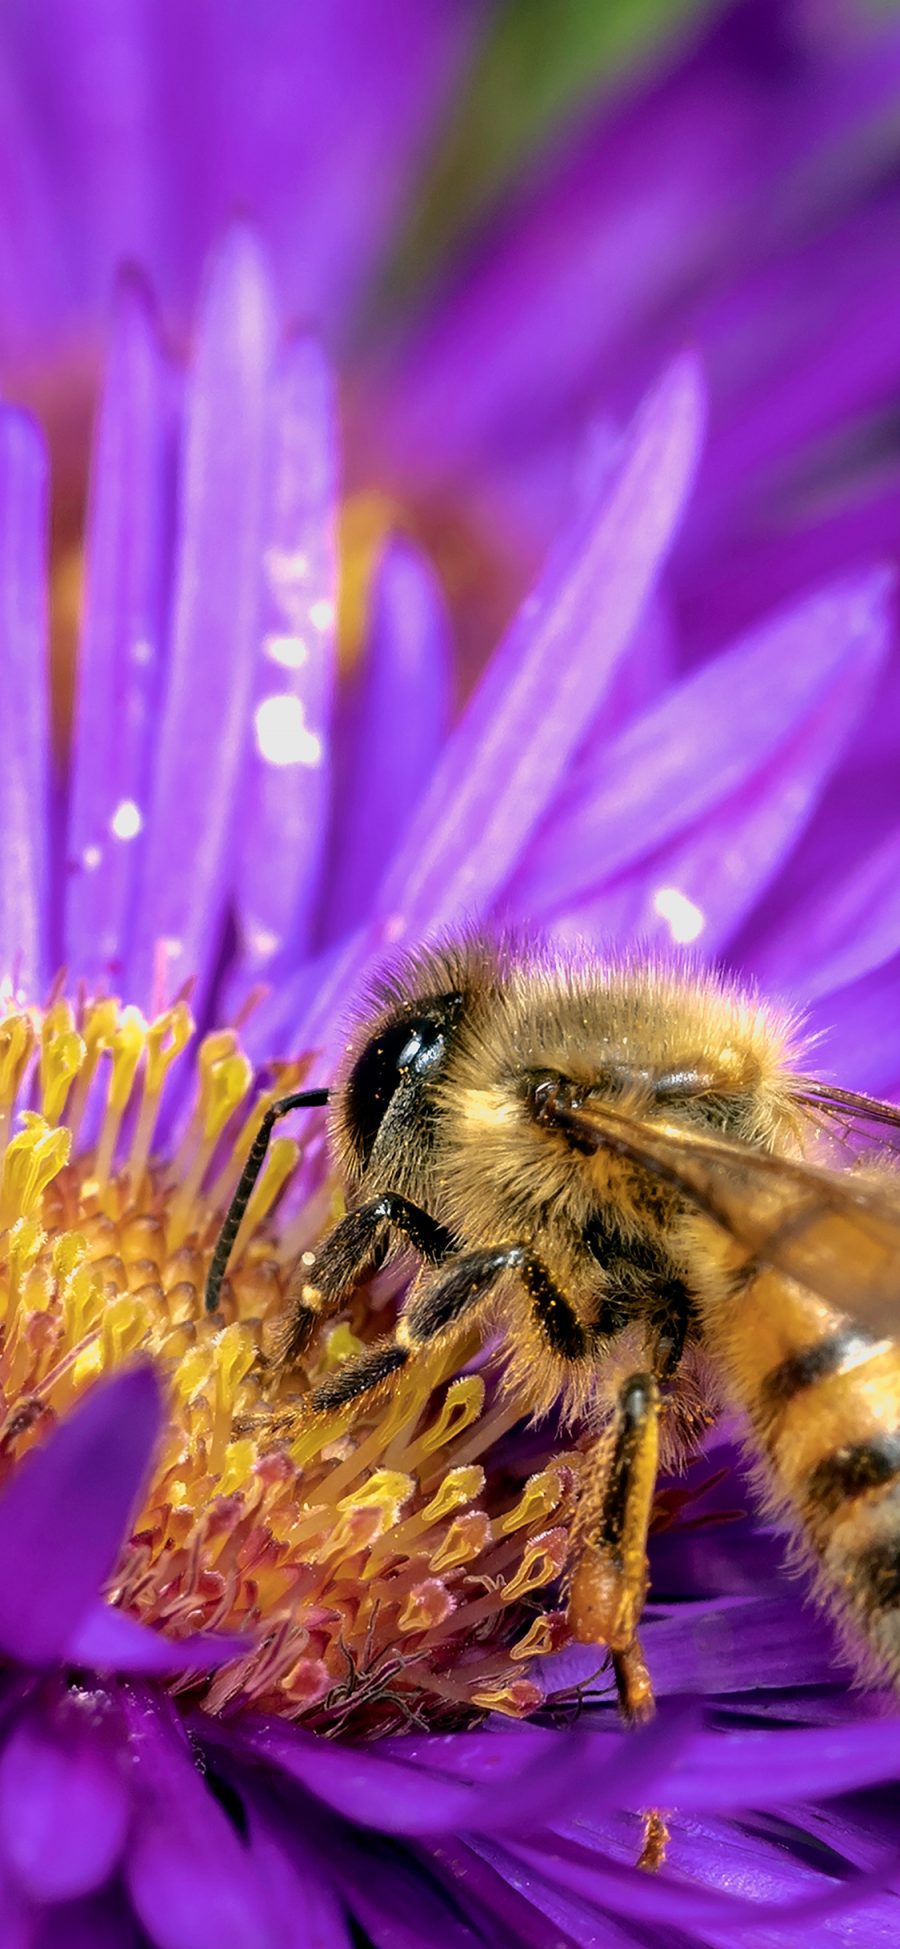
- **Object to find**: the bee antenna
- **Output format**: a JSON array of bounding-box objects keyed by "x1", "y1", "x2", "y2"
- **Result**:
[{"x1": 204, "y1": 1087, "x2": 330, "y2": 1313}]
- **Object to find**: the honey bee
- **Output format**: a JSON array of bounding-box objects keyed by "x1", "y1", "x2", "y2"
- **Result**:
[{"x1": 206, "y1": 936, "x2": 900, "y2": 1774}]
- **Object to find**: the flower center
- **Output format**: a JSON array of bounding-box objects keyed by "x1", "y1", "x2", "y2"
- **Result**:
[{"x1": 0, "y1": 994, "x2": 581, "y2": 1733}]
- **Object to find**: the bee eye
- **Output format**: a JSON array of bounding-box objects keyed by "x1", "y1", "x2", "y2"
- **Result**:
[
  {"x1": 344, "y1": 994, "x2": 463, "y2": 1168},
  {"x1": 396, "y1": 1025, "x2": 442, "y2": 1072}
]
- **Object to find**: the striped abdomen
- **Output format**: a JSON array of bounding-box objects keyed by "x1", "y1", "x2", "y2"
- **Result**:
[{"x1": 704, "y1": 1265, "x2": 900, "y2": 1682}]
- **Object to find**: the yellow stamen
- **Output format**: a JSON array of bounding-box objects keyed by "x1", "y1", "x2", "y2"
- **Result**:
[
  {"x1": 501, "y1": 1529, "x2": 569, "y2": 1605},
  {"x1": 64, "y1": 999, "x2": 119, "y2": 1147},
  {"x1": 0, "y1": 993, "x2": 585, "y2": 1734},
  {"x1": 469, "y1": 1678, "x2": 544, "y2": 1718},
  {"x1": 93, "y1": 1007, "x2": 147, "y2": 1189},
  {"x1": 40, "y1": 1001, "x2": 85, "y2": 1125},
  {"x1": 0, "y1": 1014, "x2": 37, "y2": 1166},
  {"x1": 429, "y1": 1510, "x2": 492, "y2": 1574},
  {"x1": 128, "y1": 1003, "x2": 194, "y2": 1184},
  {"x1": 0, "y1": 1115, "x2": 71, "y2": 1227},
  {"x1": 500, "y1": 1466, "x2": 566, "y2": 1534}
]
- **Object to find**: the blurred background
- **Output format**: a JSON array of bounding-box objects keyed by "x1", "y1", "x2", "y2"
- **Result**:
[{"x1": 4, "y1": 0, "x2": 900, "y2": 752}]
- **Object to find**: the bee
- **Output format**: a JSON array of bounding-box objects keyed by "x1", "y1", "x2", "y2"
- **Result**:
[{"x1": 205, "y1": 936, "x2": 900, "y2": 1763}]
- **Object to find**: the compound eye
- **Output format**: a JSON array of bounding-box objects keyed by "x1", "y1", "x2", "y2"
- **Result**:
[
  {"x1": 344, "y1": 996, "x2": 462, "y2": 1168},
  {"x1": 395, "y1": 1021, "x2": 445, "y2": 1074}
]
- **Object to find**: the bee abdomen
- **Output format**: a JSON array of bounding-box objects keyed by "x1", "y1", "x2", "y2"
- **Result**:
[
  {"x1": 855, "y1": 1535, "x2": 900, "y2": 1618},
  {"x1": 767, "y1": 1336, "x2": 900, "y2": 1676},
  {"x1": 717, "y1": 1288, "x2": 900, "y2": 1681},
  {"x1": 810, "y1": 1442, "x2": 900, "y2": 1679},
  {"x1": 804, "y1": 1434, "x2": 900, "y2": 1520},
  {"x1": 758, "y1": 1327, "x2": 881, "y2": 1413}
]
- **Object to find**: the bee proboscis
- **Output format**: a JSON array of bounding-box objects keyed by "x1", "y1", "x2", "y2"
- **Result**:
[{"x1": 206, "y1": 937, "x2": 900, "y2": 1866}]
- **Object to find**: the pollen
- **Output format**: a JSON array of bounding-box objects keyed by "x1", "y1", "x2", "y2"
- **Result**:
[{"x1": 0, "y1": 995, "x2": 584, "y2": 1734}]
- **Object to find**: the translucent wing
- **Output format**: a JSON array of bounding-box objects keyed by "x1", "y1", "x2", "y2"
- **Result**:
[
  {"x1": 538, "y1": 1088, "x2": 900, "y2": 1337},
  {"x1": 791, "y1": 1079, "x2": 900, "y2": 1145}
]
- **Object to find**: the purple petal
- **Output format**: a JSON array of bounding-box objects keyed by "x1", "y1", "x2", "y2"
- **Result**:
[
  {"x1": 630, "y1": 1806, "x2": 860, "y2": 1906},
  {"x1": 677, "y1": 472, "x2": 900, "y2": 663},
  {"x1": 660, "y1": 1717, "x2": 900, "y2": 1814},
  {"x1": 229, "y1": 334, "x2": 337, "y2": 987},
  {"x1": 801, "y1": 1788, "x2": 900, "y2": 1874},
  {"x1": 650, "y1": 1507, "x2": 805, "y2": 1610},
  {"x1": 0, "y1": 1365, "x2": 161, "y2": 1664},
  {"x1": 659, "y1": 1816, "x2": 900, "y2": 1948},
  {"x1": 124, "y1": 1692, "x2": 276, "y2": 1949},
  {"x1": 230, "y1": 1704, "x2": 695, "y2": 1836},
  {"x1": 0, "y1": 1700, "x2": 128, "y2": 1900},
  {"x1": 500, "y1": 1823, "x2": 900, "y2": 1936},
  {"x1": 320, "y1": 536, "x2": 452, "y2": 945},
  {"x1": 389, "y1": 9, "x2": 900, "y2": 514},
  {"x1": 65, "y1": 273, "x2": 178, "y2": 991},
  {"x1": 801, "y1": 954, "x2": 900, "y2": 1097},
  {"x1": 554, "y1": 675, "x2": 891, "y2": 956},
  {"x1": 374, "y1": 356, "x2": 705, "y2": 937},
  {"x1": 386, "y1": 25, "x2": 759, "y2": 485},
  {"x1": 0, "y1": 1857, "x2": 31, "y2": 1949},
  {"x1": 430, "y1": 1833, "x2": 632, "y2": 1949},
  {"x1": 126, "y1": 227, "x2": 276, "y2": 1008},
  {"x1": 244, "y1": 928, "x2": 361, "y2": 1065},
  {"x1": 541, "y1": 1591, "x2": 841, "y2": 1706},
  {"x1": 686, "y1": 204, "x2": 900, "y2": 558},
  {"x1": 646, "y1": 1592, "x2": 842, "y2": 1698},
  {"x1": 240, "y1": 1784, "x2": 351, "y2": 1949},
  {"x1": 33, "y1": 1888, "x2": 145, "y2": 1949},
  {"x1": 324, "y1": 1827, "x2": 484, "y2": 1949},
  {"x1": 0, "y1": 1, "x2": 479, "y2": 352},
  {"x1": 70, "y1": 1600, "x2": 249, "y2": 1676},
  {"x1": 513, "y1": 569, "x2": 891, "y2": 940},
  {"x1": 745, "y1": 826, "x2": 900, "y2": 1002},
  {"x1": 0, "y1": 409, "x2": 48, "y2": 993},
  {"x1": 205, "y1": 0, "x2": 481, "y2": 334},
  {"x1": 598, "y1": 597, "x2": 676, "y2": 737}
]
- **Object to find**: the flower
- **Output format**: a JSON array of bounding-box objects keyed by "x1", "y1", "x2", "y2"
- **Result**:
[
  {"x1": 0, "y1": 5, "x2": 899, "y2": 1944},
  {"x1": 0, "y1": 228, "x2": 899, "y2": 1942}
]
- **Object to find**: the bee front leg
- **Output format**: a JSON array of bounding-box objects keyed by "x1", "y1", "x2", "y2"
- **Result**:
[
  {"x1": 306, "y1": 1238, "x2": 597, "y2": 1416},
  {"x1": 306, "y1": 1244, "x2": 519, "y2": 1415},
  {"x1": 279, "y1": 1193, "x2": 455, "y2": 1364},
  {"x1": 569, "y1": 1373, "x2": 669, "y2": 1872}
]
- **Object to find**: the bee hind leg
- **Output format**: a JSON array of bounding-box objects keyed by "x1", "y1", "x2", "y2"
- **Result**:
[{"x1": 569, "y1": 1373, "x2": 669, "y2": 1872}]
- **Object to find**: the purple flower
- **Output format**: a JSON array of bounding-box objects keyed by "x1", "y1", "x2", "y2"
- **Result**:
[
  {"x1": 0, "y1": 245, "x2": 899, "y2": 1940},
  {"x1": 0, "y1": 6, "x2": 899, "y2": 1944}
]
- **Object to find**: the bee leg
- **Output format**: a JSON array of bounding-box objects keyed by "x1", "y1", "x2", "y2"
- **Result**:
[
  {"x1": 280, "y1": 1193, "x2": 456, "y2": 1365},
  {"x1": 306, "y1": 1243, "x2": 521, "y2": 1414},
  {"x1": 569, "y1": 1374, "x2": 668, "y2": 1872},
  {"x1": 610, "y1": 1640, "x2": 669, "y2": 1869},
  {"x1": 307, "y1": 1239, "x2": 594, "y2": 1414},
  {"x1": 569, "y1": 1373, "x2": 659, "y2": 1652}
]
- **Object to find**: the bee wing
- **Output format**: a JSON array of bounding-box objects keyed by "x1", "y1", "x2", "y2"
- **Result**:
[
  {"x1": 791, "y1": 1079, "x2": 900, "y2": 1145},
  {"x1": 541, "y1": 1091, "x2": 900, "y2": 1337}
]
